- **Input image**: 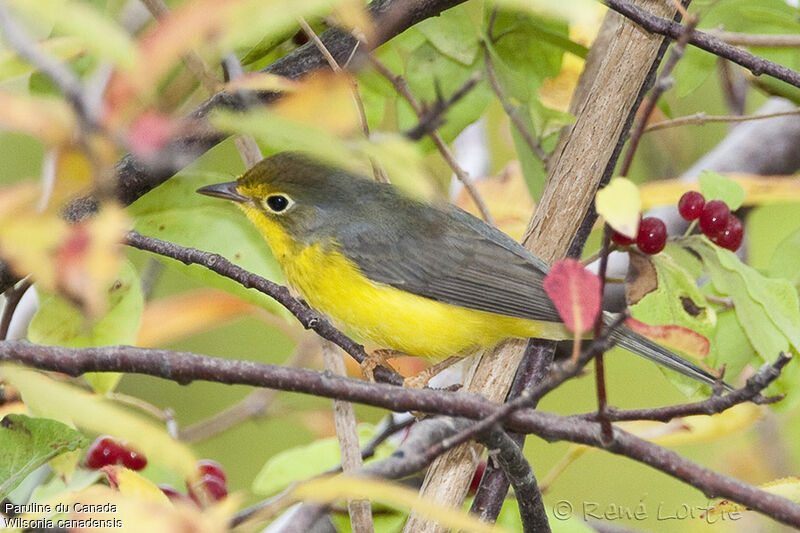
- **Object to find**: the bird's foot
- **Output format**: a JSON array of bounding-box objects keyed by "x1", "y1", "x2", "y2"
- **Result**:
[{"x1": 360, "y1": 349, "x2": 402, "y2": 382}]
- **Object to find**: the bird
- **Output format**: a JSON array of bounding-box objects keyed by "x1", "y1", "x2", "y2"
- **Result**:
[{"x1": 197, "y1": 152, "x2": 722, "y2": 389}]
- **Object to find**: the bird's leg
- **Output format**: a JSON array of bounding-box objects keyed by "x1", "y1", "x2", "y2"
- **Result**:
[
  {"x1": 403, "y1": 356, "x2": 463, "y2": 389},
  {"x1": 360, "y1": 349, "x2": 402, "y2": 382}
]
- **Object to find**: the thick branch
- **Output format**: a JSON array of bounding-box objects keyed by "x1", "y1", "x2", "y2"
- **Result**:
[{"x1": 1, "y1": 342, "x2": 799, "y2": 528}]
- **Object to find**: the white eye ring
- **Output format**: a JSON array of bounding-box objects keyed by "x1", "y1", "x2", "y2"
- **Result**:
[{"x1": 262, "y1": 194, "x2": 294, "y2": 214}]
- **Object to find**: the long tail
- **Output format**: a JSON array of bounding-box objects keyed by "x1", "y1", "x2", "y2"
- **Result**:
[{"x1": 605, "y1": 315, "x2": 732, "y2": 391}]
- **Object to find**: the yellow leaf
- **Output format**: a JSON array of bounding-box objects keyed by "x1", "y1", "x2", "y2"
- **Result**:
[
  {"x1": 103, "y1": 466, "x2": 170, "y2": 504},
  {"x1": 223, "y1": 72, "x2": 298, "y2": 93},
  {"x1": 292, "y1": 475, "x2": 511, "y2": 533},
  {"x1": 51, "y1": 147, "x2": 94, "y2": 206},
  {"x1": 706, "y1": 477, "x2": 800, "y2": 517},
  {"x1": 639, "y1": 174, "x2": 800, "y2": 210},
  {"x1": 0, "y1": 183, "x2": 67, "y2": 291},
  {"x1": 619, "y1": 403, "x2": 764, "y2": 447},
  {"x1": 0, "y1": 90, "x2": 75, "y2": 145},
  {"x1": 273, "y1": 72, "x2": 360, "y2": 136},
  {"x1": 0, "y1": 366, "x2": 196, "y2": 478},
  {"x1": 596, "y1": 177, "x2": 641, "y2": 238},
  {"x1": 330, "y1": 0, "x2": 375, "y2": 44},
  {"x1": 21, "y1": 484, "x2": 232, "y2": 533}
]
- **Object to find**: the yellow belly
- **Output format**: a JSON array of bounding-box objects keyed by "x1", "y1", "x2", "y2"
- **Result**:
[{"x1": 284, "y1": 242, "x2": 570, "y2": 362}]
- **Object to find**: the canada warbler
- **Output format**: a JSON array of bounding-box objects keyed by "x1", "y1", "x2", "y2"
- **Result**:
[{"x1": 198, "y1": 152, "x2": 720, "y2": 387}]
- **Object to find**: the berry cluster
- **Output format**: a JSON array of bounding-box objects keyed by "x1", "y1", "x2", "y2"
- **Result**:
[
  {"x1": 611, "y1": 191, "x2": 743, "y2": 254},
  {"x1": 678, "y1": 191, "x2": 743, "y2": 251},
  {"x1": 85, "y1": 436, "x2": 147, "y2": 471},
  {"x1": 160, "y1": 460, "x2": 228, "y2": 507}
]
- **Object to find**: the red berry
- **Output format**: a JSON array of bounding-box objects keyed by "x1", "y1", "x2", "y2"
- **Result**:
[
  {"x1": 121, "y1": 448, "x2": 147, "y2": 471},
  {"x1": 85, "y1": 436, "x2": 124, "y2": 469},
  {"x1": 711, "y1": 215, "x2": 743, "y2": 251},
  {"x1": 678, "y1": 191, "x2": 705, "y2": 221},
  {"x1": 197, "y1": 460, "x2": 226, "y2": 484},
  {"x1": 698, "y1": 200, "x2": 730, "y2": 237},
  {"x1": 199, "y1": 474, "x2": 228, "y2": 502},
  {"x1": 611, "y1": 230, "x2": 635, "y2": 246},
  {"x1": 636, "y1": 217, "x2": 667, "y2": 255}
]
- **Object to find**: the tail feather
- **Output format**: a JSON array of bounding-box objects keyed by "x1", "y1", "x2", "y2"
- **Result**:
[{"x1": 606, "y1": 315, "x2": 732, "y2": 391}]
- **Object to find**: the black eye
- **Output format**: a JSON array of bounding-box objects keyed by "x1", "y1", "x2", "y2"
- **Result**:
[{"x1": 266, "y1": 195, "x2": 289, "y2": 212}]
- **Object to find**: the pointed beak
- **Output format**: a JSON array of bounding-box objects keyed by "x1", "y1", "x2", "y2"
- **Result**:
[{"x1": 196, "y1": 182, "x2": 248, "y2": 203}]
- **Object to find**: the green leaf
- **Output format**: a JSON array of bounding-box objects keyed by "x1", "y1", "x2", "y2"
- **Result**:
[
  {"x1": 484, "y1": 10, "x2": 567, "y2": 102},
  {"x1": 698, "y1": 171, "x2": 745, "y2": 210},
  {"x1": 0, "y1": 414, "x2": 87, "y2": 499},
  {"x1": 252, "y1": 424, "x2": 394, "y2": 496},
  {"x1": 768, "y1": 226, "x2": 800, "y2": 288},
  {"x1": 220, "y1": 0, "x2": 342, "y2": 53},
  {"x1": 129, "y1": 170, "x2": 288, "y2": 315},
  {"x1": 1, "y1": 366, "x2": 197, "y2": 478},
  {"x1": 630, "y1": 246, "x2": 717, "y2": 349},
  {"x1": 27, "y1": 261, "x2": 143, "y2": 394},
  {"x1": 688, "y1": 236, "x2": 800, "y2": 368},
  {"x1": 0, "y1": 37, "x2": 84, "y2": 82},
  {"x1": 416, "y1": 4, "x2": 481, "y2": 66},
  {"x1": 674, "y1": 0, "x2": 800, "y2": 96},
  {"x1": 402, "y1": 41, "x2": 492, "y2": 145},
  {"x1": 711, "y1": 310, "x2": 755, "y2": 379},
  {"x1": 10, "y1": 0, "x2": 136, "y2": 69}
]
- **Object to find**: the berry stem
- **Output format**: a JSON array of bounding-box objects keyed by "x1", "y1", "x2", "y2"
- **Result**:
[
  {"x1": 582, "y1": 244, "x2": 619, "y2": 266},
  {"x1": 683, "y1": 219, "x2": 698, "y2": 238}
]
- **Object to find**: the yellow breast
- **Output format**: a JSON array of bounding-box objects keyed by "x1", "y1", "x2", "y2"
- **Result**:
[{"x1": 240, "y1": 205, "x2": 570, "y2": 361}]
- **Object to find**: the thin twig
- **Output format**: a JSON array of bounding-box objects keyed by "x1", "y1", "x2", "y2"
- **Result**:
[
  {"x1": 404, "y1": 73, "x2": 482, "y2": 141},
  {"x1": 221, "y1": 54, "x2": 264, "y2": 168},
  {"x1": 0, "y1": 2, "x2": 96, "y2": 127},
  {"x1": 321, "y1": 340, "x2": 374, "y2": 533},
  {"x1": 0, "y1": 279, "x2": 32, "y2": 340},
  {"x1": 592, "y1": 226, "x2": 614, "y2": 443},
  {"x1": 575, "y1": 354, "x2": 790, "y2": 423},
  {"x1": 482, "y1": 46, "x2": 548, "y2": 162},
  {"x1": 139, "y1": 0, "x2": 221, "y2": 92},
  {"x1": 605, "y1": 0, "x2": 800, "y2": 89},
  {"x1": 299, "y1": 17, "x2": 387, "y2": 183},
  {"x1": 2, "y1": 342, "x2": 799, "y2": 528},
  {"x1": 368, "y1": 56, "x2": 495, "y2": 224},
  {"x1": 619, "y1": 13, "x2": 698, "y2": 176},
  {"x1": 643, "y1": 108, "x2": 800, "y2": 133}
]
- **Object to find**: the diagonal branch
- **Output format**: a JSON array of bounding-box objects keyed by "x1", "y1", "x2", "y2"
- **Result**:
[
  {"x1": 604, "y1": 0, "x2": 800, "y2": 89},
  {"x1": 124, "y1": 230, "x2": 403, "y2": 386}
]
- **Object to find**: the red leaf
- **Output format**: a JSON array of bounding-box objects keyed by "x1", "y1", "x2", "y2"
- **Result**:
[
  {"x1": 127, "y1": 111, "x2": 176, "y2": 159},
  {"x1": 625, "y1": 318, "x2": 710, "y2": 359},
  {"x1": 543, "y1": 259, "x2": 601, "y2": 334}
]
